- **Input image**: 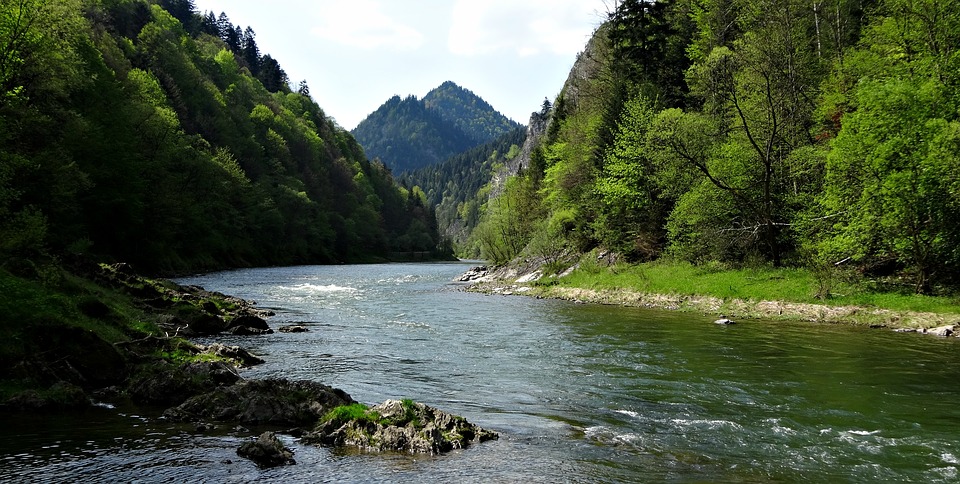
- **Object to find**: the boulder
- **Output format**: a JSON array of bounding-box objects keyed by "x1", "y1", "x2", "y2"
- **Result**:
[
  {"x1": 128, "y1": 361, "x2": 241, "y2": 406},
  {"x1": 278, "y1": 325, "x2": 309, "y2": 333},
  {"x1": 457, "y1": 266, "x2": 488, "y2": 282},
  {"x1": 185, "y1": 313, "x2": 228, "y2": 335},
  {"x1": 303, "y1": 399, "x2": 498, "y2": 454},
  {"x1": 201, "y1": 343, "x2": 264, "y2": 367},
  {"x1": 5, "y1": 382, "x2": 89, "y2": 410},
  {"x1": 237, "y1": 431, "x2": 295, "y2": 468},
  {"x1": 714, "y1": 318, "x2": 736, "y2": 325},
  {"x1": 228, "y1": 314, "x2": 271, "y2": 331},
  {"x1": 162, "y1": 379, "x2": 354, "y2": 426}
]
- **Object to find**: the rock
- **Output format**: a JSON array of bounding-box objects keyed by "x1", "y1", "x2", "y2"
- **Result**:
[
  {"x1": 515, "y1": 271, "x2": 542, "y2": 284},
  {"x1": 128, "y1": 361, "x2": 241, "y2": 406},
  {"x1": 201, "y1": 301, "x2": 220, "y2": 315},
  {"x1": 201, "y1": 343, "x2": 265, "y2": 367},
  {"x1": 226, "y1": 326, "x2": 273, "y2": 336},
  {"x1": 5, "y1": 382, "x2": 89, "y2": 410},
  {"x1": 228, "y1": 314, "x2": 271, "y2": 332},
  {"x1": 925, "y1": 325, "x2": 955, "y2": 337},
  {"x1": 714, "y1": 315, "x2": 736, "y2": 325},
  {"x1": 278, "y1": 325, "x2": 309, "y2": 333},
  {"x1": 894, "y1": 328, "x2": 917, "y2": 333},
  {"x1": 185, "y1": 312, "x2": 228, "y2": 336},
  {"x1": 303, "y1": 399, "x2": 498, "y2": 454},
  {"x1": 237, "y1": 431, "x2": 295, "y2": 468},
  {"x1": 457, "y1": 266, "x2": 488, "y2": 282},
  {"x1": 162, "y1": 379, "x2": 354, "y2": 426}
]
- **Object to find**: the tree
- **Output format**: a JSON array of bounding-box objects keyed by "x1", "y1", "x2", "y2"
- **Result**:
[
  {"x1": 651, "y1": 0, "x2": 826, "y2": 265},
  {"x1": 594, "y1": 94, "x2": 669, "y2": 259},
  {"x1": 820, "y1": 79, "x2": 960, "y2": 292},
  {"x1": 815, "y1": 0, "x2": 960, "y2": 292}
]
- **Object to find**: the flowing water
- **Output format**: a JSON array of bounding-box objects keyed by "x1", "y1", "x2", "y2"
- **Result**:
[{"x1": 3, "y1": 262, "x2": 960, "y2": 483}]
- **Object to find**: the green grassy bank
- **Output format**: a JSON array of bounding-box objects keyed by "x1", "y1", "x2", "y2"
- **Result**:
[{"x1": 478, "y1": 258, "x2": 960, "y2": 330}]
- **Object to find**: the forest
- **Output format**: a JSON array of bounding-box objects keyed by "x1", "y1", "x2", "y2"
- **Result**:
[
  {"x1": 0, "y1": 0, "x2": 446, "y2": 276},
  {"x1": 351, "y1": 81, "x2": 520, "y2": 174},
  {"x1": 471, "y1": 0, "x2": 960, "y2": 295}
]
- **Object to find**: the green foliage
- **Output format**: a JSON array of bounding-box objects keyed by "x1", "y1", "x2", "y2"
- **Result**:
[
  {"x1": 404, "y1": 127, "x2": 526, "y2": 252},
  {"x1": 470, "y1": 175, "x2": 542, "y2": 264},
  {"x1": 466, "y1": 0, "x2": 960, "y2": 296},
  {"x1": 0, "y1": 0, "x2": 447, "y2": 272}
]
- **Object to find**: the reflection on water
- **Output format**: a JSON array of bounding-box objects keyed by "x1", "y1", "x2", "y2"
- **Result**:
[{"x1": 3, "y1": 262, "x2": 960, "y2": 482}]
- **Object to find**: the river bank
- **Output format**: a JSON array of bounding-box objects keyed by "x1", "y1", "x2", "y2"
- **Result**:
[
  {"x1": 460, "y1": 263, "x2": 960, "y2": 337},
  {"x1": 0, "y1": 260, "x2": 494, "y2": 463}
]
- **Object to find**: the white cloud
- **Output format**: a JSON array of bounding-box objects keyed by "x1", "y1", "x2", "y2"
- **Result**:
[
  {"x1": 448, "y1": 0, "x2": 601, "y2": 57},
  {"x1": 311, "y1": 0, "x2": 424, "y2": 51}
]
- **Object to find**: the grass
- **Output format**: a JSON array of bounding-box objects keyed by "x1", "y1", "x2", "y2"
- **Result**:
[
  {"x1": 321, "y1": 404, "x2": 381, "y2": 427},
  {"x1": 540, "y1": 257, "x2": 960, "y2": 318}
]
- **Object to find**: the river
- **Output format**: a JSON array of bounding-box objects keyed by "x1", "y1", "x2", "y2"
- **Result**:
[{"x1": 2, "y1": 262, "x2": 959, "y2": 482}]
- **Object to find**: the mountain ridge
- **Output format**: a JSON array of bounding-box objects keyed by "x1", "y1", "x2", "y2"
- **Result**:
[{"x1": 351, "y1": 81, "x2": 521, "y2": 174}]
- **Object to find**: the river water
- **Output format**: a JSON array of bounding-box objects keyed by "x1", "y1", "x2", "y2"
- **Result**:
[{"x1": 3, "y1": 262, "x2": 960, "y2": 483}]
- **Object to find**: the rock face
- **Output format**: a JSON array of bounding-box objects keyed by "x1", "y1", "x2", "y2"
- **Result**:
[
  {"x1": 237, "y1": 431, "x2": 296, "y2": 468},
  {"x1": 303, "y1": 399, "x2": 498, "y2": 454},
  {"x1": 162, "y1": 379, "x2": 354, "y2": 426}
]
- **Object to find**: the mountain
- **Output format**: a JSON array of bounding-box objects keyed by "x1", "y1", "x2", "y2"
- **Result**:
[
  {"x1": 351, "y1": 82, "x2": 521, "y2": 174},
  {"x1": 423, "y1": 81, "x2": 521, "y2": 145}
]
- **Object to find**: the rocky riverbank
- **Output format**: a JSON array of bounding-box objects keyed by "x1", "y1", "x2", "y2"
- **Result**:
[
  {"x1": 2, "y1": 261, "x2": 497, "y2": 466},
  {"x1": 459, "y1": 265, "x2": 960, "y2": 338}
]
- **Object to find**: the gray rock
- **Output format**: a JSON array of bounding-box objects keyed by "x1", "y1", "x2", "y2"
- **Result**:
[
  {"x1": 925, "y1": 325, "x2": 955, "y2": 337},
  {"x1": 278, "y1": 325, "x2": 310, "y2": 333},
  {"x1": 237, "y1": 431, "x2": 295, "y2": 468},
  {"x1": 457, "y1": 266, "x2": 488, "y2": 282},
  {"x1": 303, "y1": 399, "x2": 498, "y2": 454}
]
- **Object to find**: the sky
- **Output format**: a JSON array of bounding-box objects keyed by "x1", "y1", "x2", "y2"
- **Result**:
[{"x1": 190, "y1": 0, "x2": 611, "y2": 129}]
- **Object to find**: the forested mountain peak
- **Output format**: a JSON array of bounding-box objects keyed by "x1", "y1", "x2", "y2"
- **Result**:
[
  {"x1": 351, "y1": 82, "x2": 521, "y2": 174},
  {"x1": 423, "y1": 81, "x2": 521, "y2": 144}
]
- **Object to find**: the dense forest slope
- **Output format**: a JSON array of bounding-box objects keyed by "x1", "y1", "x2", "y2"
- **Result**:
[
  {"x1": 402, "y1": 126, "x2": 526, "y2": 249},
  {"x1": 0, "y1": 0, "x2": 445, "y2": 275},
  {"x1": 351, "y1": 82, "x2": 520, "y2": 174},
  {"x1": 474, "y1": 0, "x2": 960, "y2": 295}
]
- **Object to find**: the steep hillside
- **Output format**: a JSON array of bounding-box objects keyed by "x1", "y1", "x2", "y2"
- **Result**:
[
  {"x1": 0, "y1": 0, "x2": 447, "y2": 274},
  {"x1": 403, "y1": 126, "x2": 526, "y2": 249},
  {"x1": 475, "y1": 0, "x2": 960, "y2": 295},
  {"x1": 351, "y1": 82, "x2": 520, "y2": 174}
]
